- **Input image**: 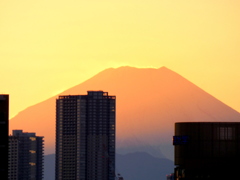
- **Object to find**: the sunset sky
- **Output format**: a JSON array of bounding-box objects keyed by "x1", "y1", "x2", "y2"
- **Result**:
[{"x1": 1, "y1": 0, "x2": 240, "y2": 118}]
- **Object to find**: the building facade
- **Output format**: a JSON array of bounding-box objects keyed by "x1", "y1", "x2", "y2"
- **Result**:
[
  {"x1": 9, "y1": 130, "x2": 44, "y2": 180},
  {"x1": 0, "y1": 94, "x2": 9, "y2": 179},
  {"x1": 173, "y1": 122, "x2": 240, "y2": 180},
  {"x1": 55, "y1": 91, "x2": 116, "y2": 180}
]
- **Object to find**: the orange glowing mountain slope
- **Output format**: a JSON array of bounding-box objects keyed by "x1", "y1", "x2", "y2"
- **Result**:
[{"x1": 10, "y1": 66, "x2": 240, "y2": 159}]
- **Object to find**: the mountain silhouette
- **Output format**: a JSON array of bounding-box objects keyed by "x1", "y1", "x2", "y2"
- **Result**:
[
  {"x1": 10, "y1": 66, "x2": 240, "y2": 159},
  {"x1": 44, "y1": 152, "x2": 174, "y2": 180},
  {"x1": 116, "y1": 152, "x2": 174, "y2": 180}
]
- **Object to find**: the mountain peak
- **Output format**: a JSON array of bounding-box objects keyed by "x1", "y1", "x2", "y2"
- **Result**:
[
  {"x1": 10, "y1": 66, "x2": 240, "y2": 160},
  {"x1": 99, "y1": 66, "x2": 176, "y2": 78},
  {"x1": 158, "y1": 66, "x2": 175, "y2": 72}
]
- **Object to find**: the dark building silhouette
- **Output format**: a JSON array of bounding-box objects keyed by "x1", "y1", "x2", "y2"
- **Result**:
[
  {"x1": 0, "y1": 94, "x2": 9, "y2": 179},
  {"x1": 173, "y1": 122, "x2": 240, "y2": 180},
  {"x1": 55, "y1": 91, "x2": 116, "y2": 180},
  {"x1": 9, "y1": 130, "x2": 44, "y2": 180}
]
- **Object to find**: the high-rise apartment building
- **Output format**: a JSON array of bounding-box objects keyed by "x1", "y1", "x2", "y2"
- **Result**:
[
  {"x1": 9, "y1": 130, "x2": 44, "y2": 180},
  {"x1": 56, "y1": 91, "x2": 116, "y2": 180},
  {"x1": 173, "y1": 122, "x2": 240, "y2": 180},
  {"x1": 0, "y1": 94, "x2": 9, "y2": 179}
]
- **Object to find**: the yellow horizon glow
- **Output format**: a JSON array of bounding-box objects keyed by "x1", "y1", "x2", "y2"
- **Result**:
[{"x1": 1, "y1": 0, "x2": 240, "y2": 118}]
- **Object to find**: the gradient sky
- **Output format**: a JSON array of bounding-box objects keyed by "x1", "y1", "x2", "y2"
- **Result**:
[{"x1": 1, "y1": 0, "x2": 240, "y2": 118}]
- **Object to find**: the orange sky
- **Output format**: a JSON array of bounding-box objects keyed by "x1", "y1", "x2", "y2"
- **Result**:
[{"x1": 1, "y1": 0, "x2": 240, "y2": 118}]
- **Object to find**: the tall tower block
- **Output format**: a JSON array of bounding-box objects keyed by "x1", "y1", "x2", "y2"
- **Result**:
[
  {"x1": 0, "y1": 94, "x2": 9, "y2": 179},
  {"x1": 56, "y1": 91, "x2": 116, "y2": 180}
]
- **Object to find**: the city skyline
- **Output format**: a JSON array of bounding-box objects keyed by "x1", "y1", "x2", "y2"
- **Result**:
[{"x1": 1, "y1": 1, "x2": 240, "y2": 179}]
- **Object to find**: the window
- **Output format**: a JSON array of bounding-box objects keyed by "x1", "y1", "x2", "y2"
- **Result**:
[
  {"x1": 29, "y1": 150, "x2": 36, "y2": 154},
  {"x1": 29, "y1": 137, "x2": 36, "y2": 141},
  {"x1": 219, "y1": 127, "x2": 235, "y2": 140},
  {"x1": 29, "y1": 162, "x2": 36, "y2": 166}
]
